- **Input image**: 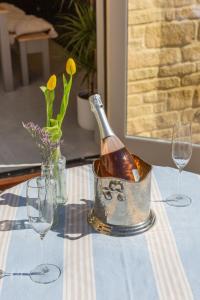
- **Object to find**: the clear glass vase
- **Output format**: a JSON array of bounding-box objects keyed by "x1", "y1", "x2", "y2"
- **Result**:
[
  {"x1": 41, "y1": 155, "x2": 67, "y2": 206},
  {"x1": 54, "y1": 155, "x2": 67, "y2": 205}
]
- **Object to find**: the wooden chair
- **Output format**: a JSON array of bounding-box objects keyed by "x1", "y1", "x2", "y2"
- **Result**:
[
  {"x1": 0, "y1": 6, "x2": 14, "y2": 91},
  {"x1": 17, "y1": 32, "x2": 50, "y2": 85}
]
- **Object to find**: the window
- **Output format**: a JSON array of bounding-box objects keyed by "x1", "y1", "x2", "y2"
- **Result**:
[{"x1": 103, "y1": 0, "x2": 200, "y2": 172}]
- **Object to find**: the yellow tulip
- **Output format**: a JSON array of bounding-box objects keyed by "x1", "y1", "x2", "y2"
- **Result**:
[
  {"x1": 66, "y1": 58, "x2": 76, "y2": 75},
  {"x1": 47, "y1": 74, "x2": 57, "y2": 91}
]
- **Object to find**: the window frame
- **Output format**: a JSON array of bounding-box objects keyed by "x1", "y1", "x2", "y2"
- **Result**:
[{"x1": 97, "y1": 0, "x2": 200, "y2": 173}]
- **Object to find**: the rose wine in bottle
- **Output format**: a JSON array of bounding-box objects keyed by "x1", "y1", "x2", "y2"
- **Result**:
[{"x1": 89, "y1": 94, "x2": 140, "y2": 182}]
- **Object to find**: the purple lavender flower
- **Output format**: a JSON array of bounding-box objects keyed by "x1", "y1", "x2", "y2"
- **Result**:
[{"x1": 23, "y1": 121, "x2": 61, "y2": 163}]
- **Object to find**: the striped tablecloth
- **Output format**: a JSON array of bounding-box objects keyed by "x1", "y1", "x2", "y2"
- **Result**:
[{"x1": 0, "y1": 164, "x2": 199, "y2": 300}]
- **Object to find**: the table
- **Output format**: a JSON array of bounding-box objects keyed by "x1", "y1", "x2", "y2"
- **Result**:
[
  {"x1": 0, "y1": 164, "x2": 199, "y2": 300},
  {"x1": 0, "y1": 7, "x2": 14, "y2": 92}
]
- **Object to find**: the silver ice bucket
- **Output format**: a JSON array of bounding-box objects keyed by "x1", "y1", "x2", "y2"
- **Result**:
[{"x1": 88, "y1": 155, "x2": 156, "y2": 236}]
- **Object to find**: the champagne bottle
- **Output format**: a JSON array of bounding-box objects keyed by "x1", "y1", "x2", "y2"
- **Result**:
[{"x1": 89, "y1": 94, "x2": 140, "y2": 182}]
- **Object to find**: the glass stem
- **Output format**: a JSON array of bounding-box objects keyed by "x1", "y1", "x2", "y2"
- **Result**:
[
  {"x1": 40, "y1": 235, "x2": 44, "y2": 264},
  {"x1": 40, "y1": 234, "x2": 48, "y2": 272},
  {"x1": 178, "y1": 168, "x2": 182, "y2": 195}
]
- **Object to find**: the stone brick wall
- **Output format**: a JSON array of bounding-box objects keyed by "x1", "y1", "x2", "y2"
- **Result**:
[{"x1": 127, "y1": 0, "x2": 200, "y2": 142}]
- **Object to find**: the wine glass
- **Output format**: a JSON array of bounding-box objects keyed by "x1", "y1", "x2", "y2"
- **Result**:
[
  {"x1": 166, "y1": 122, "x2": 192, "y2": 207},
  {"x1": 26, "y1": 177, "x2": 61, "y2": 284}
]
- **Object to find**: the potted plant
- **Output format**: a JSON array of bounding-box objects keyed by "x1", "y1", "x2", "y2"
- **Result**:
[{"x1": 57, "y1": 0, "x2": 96, "y2": 131}]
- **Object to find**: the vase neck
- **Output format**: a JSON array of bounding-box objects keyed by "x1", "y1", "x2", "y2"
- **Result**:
[{"x1": 52, "y1": 145, "x2": 61, "y2": 163}]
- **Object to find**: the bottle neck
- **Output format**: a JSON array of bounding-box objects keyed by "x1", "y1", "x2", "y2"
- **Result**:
[{"x1": 89, "y1": 94, "x2": 114, "y2": 139}]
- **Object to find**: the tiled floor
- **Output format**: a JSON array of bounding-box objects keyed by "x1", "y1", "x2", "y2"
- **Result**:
[{"x1": 0, "y1": 40, "x2": 99, "y2": 174}]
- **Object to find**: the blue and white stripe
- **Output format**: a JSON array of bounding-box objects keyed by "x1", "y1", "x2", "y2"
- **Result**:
[
  {"x1": 146, "y1": 171, "x2": 193, "y2": 300},
  {"x1": 63, "y1": 166, "x2": 96, "y2": 300}
]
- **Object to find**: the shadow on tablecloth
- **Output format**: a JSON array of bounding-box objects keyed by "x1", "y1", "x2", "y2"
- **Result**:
[
  {"x1": 52, "y1": 199, "x2": 96, "y2": 240},
  {"x1": 0, "y1": 194, "x2": 96, "y2": 239}
]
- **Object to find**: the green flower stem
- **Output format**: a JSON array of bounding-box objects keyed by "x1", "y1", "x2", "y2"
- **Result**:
[
  {"x1": 45, "y1": 90, "x2": 55, "y2": 127},
  {"x1": 52, "y1": 145, "x2": 61, "y2": 163},
  {"x1": 49, "y1": 146, "x2": 60, "y2": 190},
  {"x1": 57, "y1": 74, "x2": 72, "y2": 128},
  {"x1": 40, "y1": 72, "x2": 73, "y2": 154},
  {"x1": 45, "y1": 95, "x2": 49, "y2": 127}
]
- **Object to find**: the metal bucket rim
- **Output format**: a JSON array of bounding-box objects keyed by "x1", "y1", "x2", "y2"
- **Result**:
[{"x1": 92, "y1": 158, "x2": 152, "y2": 183}]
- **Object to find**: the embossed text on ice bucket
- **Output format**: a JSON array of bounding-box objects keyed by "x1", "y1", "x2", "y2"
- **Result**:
[{"x1": 88, "y1": 155, "x2": 156, "y2": 236}]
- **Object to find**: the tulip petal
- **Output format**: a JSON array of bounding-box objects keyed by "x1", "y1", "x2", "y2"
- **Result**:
[
  {"x1": 47, "y1": 74, "x2": 57, "y2": 91},
  {"x1": 66, "y1": 58, "x2": 76, "y2": 75}
]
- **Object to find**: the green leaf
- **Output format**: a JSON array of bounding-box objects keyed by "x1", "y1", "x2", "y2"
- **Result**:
[
  {"x1": 40, "y1": 86, "x2": 47, "y2": 93},
  {"x1": 44, "y1": 90, "x2": 55, "y2": 127},
  {"x1": 56, "y1": 113, "x2": 62, "y2": 127},
  {"x1": 49, "y1": 118, "x2": 58, "y2": 127},
  {"x1": 45, "y1": 124, "x2": 62, "y2": 142},
  {"x1": 57, "y1": 75, "x2": 72, "y2": 127},
  {"x1": 63, "y1": 73, "x2": 67, "y2": 86}
]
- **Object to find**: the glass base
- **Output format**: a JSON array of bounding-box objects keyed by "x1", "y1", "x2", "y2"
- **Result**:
[
  {"x1": 165, "y1": 194, "x2": 192, "y2": 207},
  {"x1": 30, "y1": 264, "x2": 61, "y2": 284}
]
